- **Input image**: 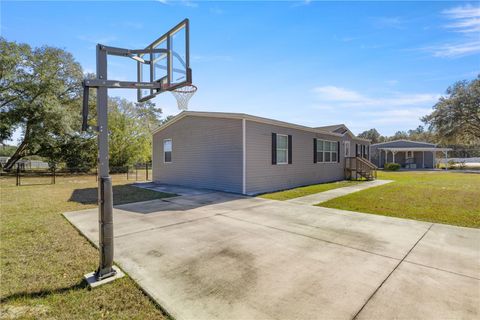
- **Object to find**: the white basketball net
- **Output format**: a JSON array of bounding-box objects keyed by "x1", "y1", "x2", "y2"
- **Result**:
[{"x1": 170, "y1": 84, "x2": 197, "y2": 110}]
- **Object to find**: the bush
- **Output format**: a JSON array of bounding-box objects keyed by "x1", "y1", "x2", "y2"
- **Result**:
[{"x1": 384, "y1": 163, "x2": 401, "y2": 171}]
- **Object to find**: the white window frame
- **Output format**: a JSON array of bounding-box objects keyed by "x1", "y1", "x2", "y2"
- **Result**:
[
  {"x1": 316, "y1": 139, "x2": 338, "y2": 164},
  {"x1": 276, "y1": 134, "x2": 289, "y2": 165},
  {"x1": 407, "y1": 150, "x2": 413, "y2": 158},
  {"x1": 163, "y1": 138, "x2": 172, "y2": 163}
]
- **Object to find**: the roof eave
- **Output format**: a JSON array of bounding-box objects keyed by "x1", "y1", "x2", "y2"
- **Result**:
[{"x1": 152, "y1": 111, "x2": 346, "y2": 137}]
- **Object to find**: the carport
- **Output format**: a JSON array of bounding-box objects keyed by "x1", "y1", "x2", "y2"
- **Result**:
[{"x1": 378, "y1": 147, "x2": 452, "y2": 169}]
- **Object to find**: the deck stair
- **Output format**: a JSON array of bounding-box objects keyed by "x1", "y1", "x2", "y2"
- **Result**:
[{"x1": 345, "y1": 156, "x2": 377, "y2": 181}]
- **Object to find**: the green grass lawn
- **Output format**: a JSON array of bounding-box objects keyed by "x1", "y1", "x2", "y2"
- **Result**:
[
  {"x1": 319, "y1": 171, "x2": 480, "y2": 228},
  {"x1": 259, "y1": 180, "x2": 362, "y2": 201},
  {"x1": 0, "y1": 175, "x2": 173, "y2": 319}
]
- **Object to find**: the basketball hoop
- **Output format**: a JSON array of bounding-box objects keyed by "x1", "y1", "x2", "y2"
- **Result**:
[{"x1": 170, "y1": 84, "x2": 197, "y2": 110}]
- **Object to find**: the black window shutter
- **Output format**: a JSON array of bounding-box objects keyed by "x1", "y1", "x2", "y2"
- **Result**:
[
  {"x1": 272, "y1": 133, "x2": 277, "y2": 165},
  {"x1": 313, "y1": 138, "x2": 317, "y2": 163},
  {"x1": 355, "y1": 144, "x2": 358, "y2": 157},
  {"x1": 288, "y1": 135, "x2": 292, "y2": 164},
  {"x1": 337, "y1": 141, "x2": 340, "y2": 163}
]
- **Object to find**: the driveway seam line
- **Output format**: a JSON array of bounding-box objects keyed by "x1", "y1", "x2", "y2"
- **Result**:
[
  {"x1": 219, "y1": 213, "x2": 401, "y2": 261},
  {"x1": 114, "y1": 213, "x2": 226, "y2": 238},
  {"x1": 114, "y1": 202, "x2": 268, "y2": 239},
  {"x1": 351, "y1": 223, "x2": 434, "y2": 320},
  {"x1": 402, "y1": 260, "x2": 480, "y2": 281}
]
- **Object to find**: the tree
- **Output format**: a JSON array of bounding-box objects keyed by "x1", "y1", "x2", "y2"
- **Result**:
[
  {"x1": 422, "y1": 76, "x2": 480, "y2": 145},
  {"x1": 406, "y1": 125, "x2": 437, "y2": 143},
  {"x1": 134, "y1": 100, "x2": 162, "y2": 131},
  {"x1": 108, "y1": 97, "x2": 162, "y2": 167},
  {"x1": 0, "y1": 38, "x2": 84, "y2": 170},
  {"x1": 358, "y1": 128, "x2": 384, "y2": 144},
  {"x1": 390, "y1": 131, "x2": 409, "y2": 141},
  {"x1": 0, "y1": 144, "x2": 17, "y2": 157},
  {"x1": 61, "y1": 135, "x2": 97, "y2": 171}
]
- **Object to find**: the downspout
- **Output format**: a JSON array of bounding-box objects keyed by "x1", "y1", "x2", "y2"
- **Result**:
[{"x1": 242, "y1": 118, "x2": 246, "y2": 194}]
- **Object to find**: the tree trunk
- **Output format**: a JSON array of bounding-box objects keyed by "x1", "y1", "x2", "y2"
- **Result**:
[{"x1": 3, "y1": 139, "x2": 28, "y2": 171}]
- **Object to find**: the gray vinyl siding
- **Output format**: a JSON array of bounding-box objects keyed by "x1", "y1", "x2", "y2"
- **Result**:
[
  {"x1": 152, "y1": 116, "x2": 243, "y2": 193},
  {"x1": 245, "y1": 121, "x2": 348, "y2": 195}
]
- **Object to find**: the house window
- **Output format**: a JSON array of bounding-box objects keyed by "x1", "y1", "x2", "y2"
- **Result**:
[
  {"x1": 276, "y1": 134, "x2": 288, "y2": 164},
  {"x1": 407, "y1": 151, "x2": 413, "y2": 158},
  {"x1": 317, "y1": 139, "x2": 338, "y2": 163},
  {"x1": 164, "y1": 139, "x2": 172, "y2": 163}
]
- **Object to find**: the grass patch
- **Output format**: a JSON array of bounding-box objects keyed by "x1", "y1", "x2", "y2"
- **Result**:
[
  {"x1": 319, "y1": 171, "x2": 480, "y2": 228},
  {"x1": 0, "y1": 175, "x2": 173, "y2": 319},
  {"x1": 259, "y1": 180, "x2": 362, "y2": 201}
]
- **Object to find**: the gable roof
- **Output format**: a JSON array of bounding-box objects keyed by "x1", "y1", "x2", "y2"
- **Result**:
[
  {"x1": 152, "y1": 111, "x2": 370, "y2": 142},
  {"x1": 315, "y1": 124, "x2": 368, "y2": 142},
  {"x1": 315, "y1": 124, "x2": 347, "y2": 132}
]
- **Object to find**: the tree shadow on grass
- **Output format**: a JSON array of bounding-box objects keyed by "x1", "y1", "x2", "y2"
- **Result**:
[
  {"x1": 0, "y1": 280, "x2": 88, "y2": 304},
  {"x1": 69, "y1": 185, "x2": 174, "y2": 206}
]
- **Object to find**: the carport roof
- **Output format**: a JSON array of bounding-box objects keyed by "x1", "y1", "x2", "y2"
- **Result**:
[{"x1": 378, "y1": 147, "x2": 452, "y2": 152}]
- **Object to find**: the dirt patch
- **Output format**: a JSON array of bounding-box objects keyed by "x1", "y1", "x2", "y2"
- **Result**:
[{"x1": 0, "y1": 305, "x2": 49, "y2": 319}]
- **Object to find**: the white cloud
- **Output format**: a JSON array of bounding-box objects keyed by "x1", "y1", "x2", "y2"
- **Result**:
[
  {"x1": 428, "y1": 41, "x2": 480, "y2": 58},
  {"x1": 181, "y1": 0, "x2": 198, "y2": 8},
  {"x1": 312, "y1": 86, "x2": 364, "y2": 101},
  {"x1": 291, "y1": 0, "x2": 313, "y2": 8},
  {"x1": 155, "y1": 0, "x2": 197, "y2": 7},
  {"x1": 371, "y1": 16, "x2": 406, "y2": 29},
  {"x1": 312, "y1": 85, "x2": 440, "y2": 108},
  {"x1": 361, "y1": 108, "x2": 432, "y2": 126},
  {"x1": 443, "y1": 5, "x2": 480, "y2": 33},
  {"x1": 210, "y1": 7, "x2": 224, "y2": 15},
  {"x1": 422, "y1": 4, "x2": 480, "y2": 58},
  {"x1": 77, "y1": 35, "x2": 117, "y2": 45}
]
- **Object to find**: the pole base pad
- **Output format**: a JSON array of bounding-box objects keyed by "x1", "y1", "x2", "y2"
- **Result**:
[{"x1": 84, "y1": 265, "x2": 124, "y2": 288}]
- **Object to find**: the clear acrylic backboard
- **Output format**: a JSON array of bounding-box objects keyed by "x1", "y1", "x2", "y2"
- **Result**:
[{"x1": 137, "y1": 19, "x2": 191, "y2": 102}]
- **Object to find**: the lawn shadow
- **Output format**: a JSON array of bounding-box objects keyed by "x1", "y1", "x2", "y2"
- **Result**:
[
  {"x1": 69, "y1": 184, "x2": 176, "y2": 206},
  {"x1": 69, "y1": 184, "x2": 252, "y2": 214},
  {"x1": 0, "y1": 280, "x2": 88, "y2": 304}
]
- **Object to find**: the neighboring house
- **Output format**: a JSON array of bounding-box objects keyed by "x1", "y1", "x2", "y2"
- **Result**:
[
  {"x1": 370, "y1": 140, "x2": 451, "y2": 169},
  {"x1": 0, "y1": 157, "x2": 49, "y2": 170},
  {"x1": 152, "y1": 111, "x2": 371, "y2": 195}
]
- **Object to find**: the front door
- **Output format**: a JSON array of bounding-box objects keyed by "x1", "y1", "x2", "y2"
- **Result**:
[{"x1": 344, "y1": 141, "x2": 351, "y2": 157}]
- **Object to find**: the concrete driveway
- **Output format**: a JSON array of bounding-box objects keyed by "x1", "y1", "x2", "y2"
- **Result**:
[{"x1": 64, "y1": 190, "x2": 480, "y2": 320}]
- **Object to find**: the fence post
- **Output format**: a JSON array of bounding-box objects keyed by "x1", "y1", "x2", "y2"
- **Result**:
[
  {"x1": 126, "y1": 166, "x2": 129, "y2": 180},
  {"x1": 146, "y1": 163, "x2": 148, "y2": 181},
  {"x1": 52, "y1": 166, "x2": 56, "y2": 184},
  {"x1": 16, "y1": 164, "x2": 20, "y2": 186}
]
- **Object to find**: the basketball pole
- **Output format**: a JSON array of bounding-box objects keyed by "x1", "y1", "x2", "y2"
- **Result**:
[
  {"x1": 95, "y1": 44, "x2": 116, "y2": 280},
  {"x1": 80, "y1": 24, "x2": 192, "y2": 284}
]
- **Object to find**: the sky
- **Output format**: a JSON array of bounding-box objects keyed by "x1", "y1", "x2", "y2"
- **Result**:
[{"x1": 2, "y1": 0, "x2": 479, "y2": 143}]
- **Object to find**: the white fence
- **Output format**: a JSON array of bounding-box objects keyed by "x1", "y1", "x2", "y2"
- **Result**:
[{"x1": 436, "y1": 157, "x2": 480, "y2": 164}]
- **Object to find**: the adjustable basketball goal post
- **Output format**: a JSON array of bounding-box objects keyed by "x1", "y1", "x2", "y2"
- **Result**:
[{"x1": 81, "y1": 19, "x2": 196, "y2": 284}]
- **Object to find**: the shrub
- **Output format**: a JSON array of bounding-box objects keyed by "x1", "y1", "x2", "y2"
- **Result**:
[{"x1": 384, "y1": 162, "x2": 401, "y2": 171}]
